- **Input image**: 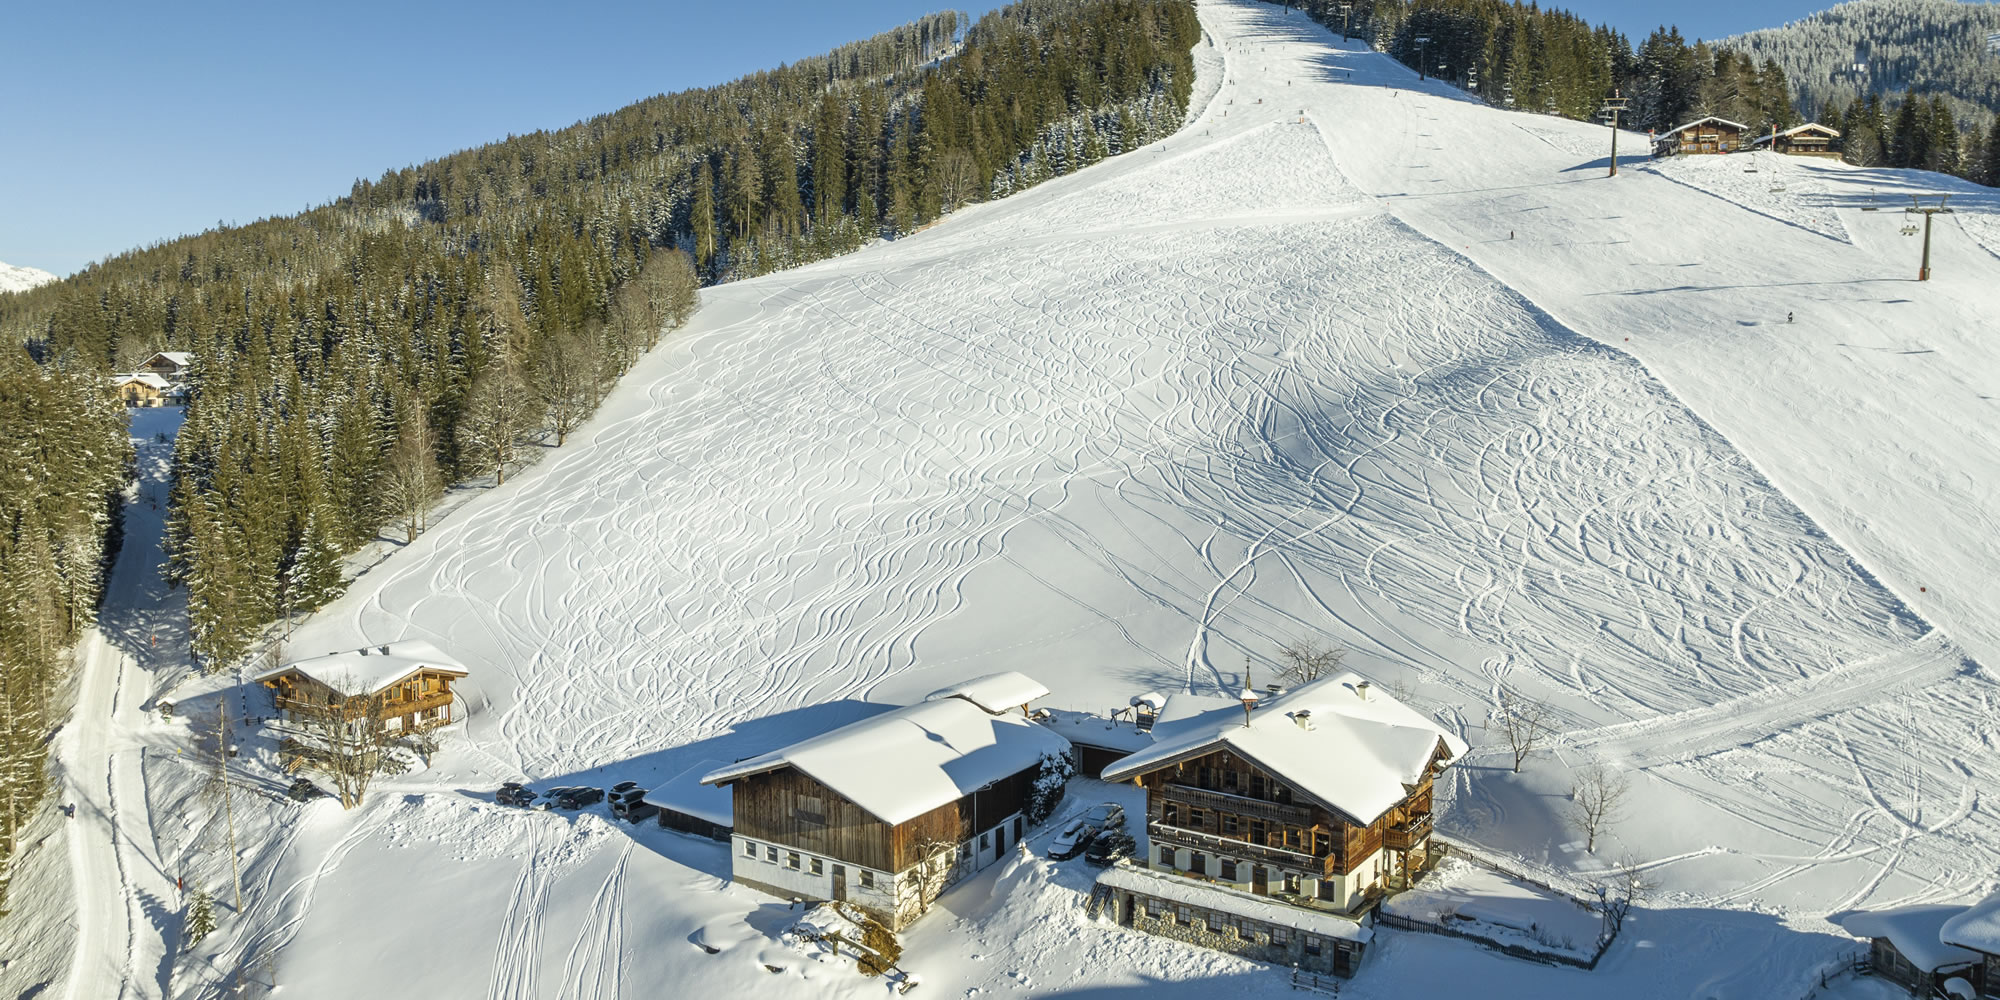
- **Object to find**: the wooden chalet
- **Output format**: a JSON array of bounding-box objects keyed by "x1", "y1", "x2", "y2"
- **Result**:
[
  {"x1": 113, "y1": 372, "x2": 178, "y2": 407},
  {"x1": 1751, "y1": 123, "x2": 1842, "y2": 158},
  {"x1": 1654, "y1": 116, "x2": 1751, "y2": 157},
  {"x1": 254, "y1": 640, "x2": 469, "y2": 733},
  {"x1": 1838, "y1": 903, "x2": 1993, "y2": 998},
  {"x1": 703, "y1": 672, "x2": 1069, "y2": 930},
  {"x1": 138, "y1": 351, "x2": 194, "y2": 379},
  {"x1": 1095, "y1": 674, "x2": 1466, "y2": 978}
]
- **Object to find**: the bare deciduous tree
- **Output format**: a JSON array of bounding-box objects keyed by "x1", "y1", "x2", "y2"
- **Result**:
[
  {"x1": 933, "y1": 148, "x2": 980, "y2": 213},
  {"x1": 377, "y1": 403, "x2": 444, "y2": 543},
  {"x1": 1589, "y1": 855, "x2": 1652, "y2": 942},
  {"x1": 535, "y1": 327, "x2": 600, "y2": 447},
  {"x1": 1276, "y1": 638, "x2": 1346, "y2": 685},
  {"x1": 1496, "y1": 687, "x2": 1553, "y2": 773},
  {"x1": 1568, "y1": 764, "x2": 1630, "y2": 853},
  {"x1": 900, "y1": 837, "x2": 960, "y2": 924},
  {"x1": 457, "y1": 352, "x2": 536, "y2": 486},
  {"x1": 288, "y1": 677, "x2": 403, "y2": 809}
]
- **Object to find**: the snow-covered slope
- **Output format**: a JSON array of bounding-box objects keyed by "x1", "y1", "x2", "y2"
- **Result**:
[
  {"x1": 45, "y1": 4, "x2": 1999, "y2": 999},
  {"x1": 0, "y1": 260, "x2": 57, "y2": 293}
]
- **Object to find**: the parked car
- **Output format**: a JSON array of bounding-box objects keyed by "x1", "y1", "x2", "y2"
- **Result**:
[
  {"x1": 1049, "y1": 817, "x2": 1098, "y2": 859},
  {"x1": 610, "y1": 788, "x2": 656, "y2": 822},
  {"x1": 285, "y1": 778, "x2": 329, "y2": 803},
  {"x1": 611, "y1": 780, "x2": 640, "y2": 794},
  {"x1": 552, "y1": 786, "x2": 604, "y2": 810},
  {"x1": 1085, "y1": 830, "x2": 1136, "y2": 867},
  {"x1": 1082, "y1": 802, "x2": 1126, "y2": 830},
  {"x1": 496, "y1": 783, "x2": 538, "y2": 807}
]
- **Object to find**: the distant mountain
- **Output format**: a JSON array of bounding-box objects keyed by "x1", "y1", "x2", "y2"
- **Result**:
[
  {"x1": 1722, "y1": 0, "x2": 2000, "y2": 121},
  {"x1": 0, "y1": 261, "x2": 57, "y2": 294}
]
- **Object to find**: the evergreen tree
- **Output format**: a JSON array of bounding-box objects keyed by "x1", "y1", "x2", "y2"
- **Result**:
[
  {"x1": 1984, "y1": 116, "x2": 2000, "y2": 185},
  {"x1": 185, "y1": 888, "x2": 217, "y2": 947},
  {"x1": 691, "y1": 161, "x2": 718, "y2": 274}
]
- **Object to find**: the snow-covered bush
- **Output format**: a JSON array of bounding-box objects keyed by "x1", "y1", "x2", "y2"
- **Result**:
[{"x1": 1027, "y1": 746, "x2": 1076, "y2": 825}]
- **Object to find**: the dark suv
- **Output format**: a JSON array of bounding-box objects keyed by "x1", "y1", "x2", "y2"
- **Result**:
[
  {"x1": 551, "y1": 786, "x2": 605, "y2": 810},
  {"x1": 496, "y1": 782, "x2": 537, "y2": 807}
]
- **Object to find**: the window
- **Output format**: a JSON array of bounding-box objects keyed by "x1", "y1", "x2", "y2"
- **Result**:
[
  {"x1": 809, "y1": 857, "x2": 824, "y2": 876},
  {"x1": 1274, "y1": 782, "x2": 1293, "y2": 805},
  {"x1": 1198, "y1": 765, "x2": 1213, "y2": 788},
  {"x1": 1188, "y1": 808, "x2": 1206, "y2": 829},
  {"x1": 1250, "y1": 774, "x2": 1266, "y2": 799},
  {"x1": 743, "y1": 840, "x2": 757, "y2": 857},
  {"x1": 1223, "y1": 769, "x2": 1239, "y2": 792},
  {"x1": 980, "y1": 833, "x2": 990, "y2": 851},
  {"x1": 1189, "y1": 851, "x2": 1206, "y2": 876},
  {"x1": 1273, "y1": 927, "x2": 1289, "y2": 944},
  {"x1": 1284, "y1": 873, "x2": 1301, "y2": 894},
  {"x1": 1251, "y1": 821, "x2": 1266, "y2": 845},
  {"x1": 1315, "y1": 832, "x2": 1332, "y2": 855},
  {"x1": 766, "y1": 845, "x2": 778, "y2": 863},
  {"x1": 1176, "y1": 906, "x2": 1192, "y2": 927},
  {"x1": 1223, "y1": 814, "x2": 1239, "y2": 835},
  {"x1": 1285, "y1": 828, "x2": 1302, "y2": 848},
  {"x1": 1163, "y1": 803, "x2": 1179, "y2": 825},
  {"x1": 786, "y1": 852, "x2": 801, "y2": 870},
  {"x1": 1220, "y1": 860, "x2": 1238, "y2": 881},
  {"x1": 1318, "y1": 878, "x2": 1337, "y2": 901},
  {"x1": 1305, "y1": 935, "x2": 1322, "y2": 957},
  {"x1": 794, "y1": 794, "x2": 826, "y2": 826},
  {"x1": 859, "y1": 870, "x2": 875, "y2": 889}
]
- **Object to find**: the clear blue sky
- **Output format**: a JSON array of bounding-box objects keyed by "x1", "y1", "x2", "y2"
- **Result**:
[{"x1": 0, "y1": 1, "x2": 1845, "y2": 276}]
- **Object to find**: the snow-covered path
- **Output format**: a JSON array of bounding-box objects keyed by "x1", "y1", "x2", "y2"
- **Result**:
[
  {"x1": 57, "y1": 408, "x2": 185, "y2": 1000},
  {"x1": 219, "y1": 3, "x2": 1999, "y2": 997}
]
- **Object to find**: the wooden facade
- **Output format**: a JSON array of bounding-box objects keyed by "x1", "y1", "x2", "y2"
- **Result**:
[
  {"x1": 1656, "y1": 117, "x2": 1750, "y2": 157},
  {"x1": 730, "y1": 763, "x2": 1035, "y2": 876},
  {"x1": 1765, "y1": 124, "x2": 1841, "y2": 158},
  {"x1": 263, "y1": 668, "x2": 463, "y2": 732},
  {"x1": 657, "y1": 807, "x2": 731, "y2": 842},
  {"x1": 1139, "y1": 741, "x2": 1449, "y2": 908}
]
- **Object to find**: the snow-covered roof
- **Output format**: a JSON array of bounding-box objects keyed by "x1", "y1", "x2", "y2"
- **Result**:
[
  {"x1": 923, "y1": 671, "x2": 1049, "y2": 714},
  {"x1": 1131, "y1": 691, "x2": 1168, "y2": 711},
  {"x1": 643, "y1": 759, "x2": 734, "y2": 827},
  {"x1": 702, "y1": 695, "x2": 1070, "y2": 825},
  {"x1": 1100, "y1": 673, "x2": 1469, "y2": 826},
  {"x1": 1660, "y1": 117, "x2": 1752, "y2": 138},
  {"x1": 1838, "y1": 905, "x2": 1981, "y2": 972},
  {"x1": 145, "y1": 351, "x2": 194, "y2": 368},
  {"x1": 1095, "y1": 865, "x2": 1371, "y2": 944},
  {"x1": 1033, "y1": 707, "x2": 1157, "y2": 752},
  {"x1": 114, "y1": 373, "x2": 172, "y2": 390},
  {"x1": 1941, "y1": 891, "x2": 2000, "y2": 955},
  {"x1": 1755, "y1": 122, "x2": 1841, "y2": 142},
  {"x1": 256, "y1": 639, "x2": 469, "y2": 697}
]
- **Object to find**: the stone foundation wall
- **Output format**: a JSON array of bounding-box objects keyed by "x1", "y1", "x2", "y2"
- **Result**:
[{"x1": 1103, "y1": 887, "x2": 1362, "y2": 977}]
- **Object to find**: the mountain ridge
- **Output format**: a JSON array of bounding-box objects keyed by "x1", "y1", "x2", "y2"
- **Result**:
[{"x1": 0, "y1": 261, "x2": 57, "y2": 294}]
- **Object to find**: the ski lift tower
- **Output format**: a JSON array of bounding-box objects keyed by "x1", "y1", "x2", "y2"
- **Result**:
[
  {"x1": 1906, "y1": 194, "x2": 1953, "y2": 281},
  {"x1": 1415, "y1": 36, "x2": 1431, "y2": 81},
  {"x1": 1337, "y1": 3, "x2": 1353, "y2": 42},
  {"x1": 1596, "y1": 91, "x2": 1631, "y2": 177}
]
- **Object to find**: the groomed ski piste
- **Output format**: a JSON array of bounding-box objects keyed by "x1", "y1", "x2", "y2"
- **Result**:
[{"x1": 23, "y1": 1, "x2": 2000, "y2": 998}]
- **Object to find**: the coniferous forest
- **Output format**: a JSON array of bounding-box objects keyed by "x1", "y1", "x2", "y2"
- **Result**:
[{"x1": 0, "y1": 0, "x2": 1198, "y2": 910}]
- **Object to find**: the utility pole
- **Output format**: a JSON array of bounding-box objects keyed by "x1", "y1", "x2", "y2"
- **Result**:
[
  {"x1": 1906, "y1": 194, "x2": 1953, "y2": 281},
  {"x1": 1415, "y1": 36, "x2": 1431, "y2": 82},
  {"x1": 1338, "y1": 2, "x2": 1353, "y2": 42},
  {"x1": 210, "y1": 702, "x2": 244, "y2": 914},
  {"x1": 1597, "y1": 91, "x2": 1631, "y2": 177}
]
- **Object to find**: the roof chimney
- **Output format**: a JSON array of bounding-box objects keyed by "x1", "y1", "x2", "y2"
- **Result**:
[
  {"x1": 1355, "y1": 680, "x2": 1371, "y2": 701},
  {"x1": 1292, "y1": 709, "x2": 1314, "y2": 731}
]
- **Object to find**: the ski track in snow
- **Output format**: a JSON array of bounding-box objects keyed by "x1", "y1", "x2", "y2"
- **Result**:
[{"x1": 224, "y1": 2, "x2": 2000, "y2": 996}]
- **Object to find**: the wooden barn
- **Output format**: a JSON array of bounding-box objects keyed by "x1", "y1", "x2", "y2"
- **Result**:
[
  {"x1": 1838, "y1": 905, "x2": 1988, "y2": 998},
  {"x1": 703, "y1": 672, "x2": 1069, "y2": 929},
  {"x1": 645, "y1": 759, "x2": 733, "y2": 841},
  {"x1": 1654, "y1": 116, "x2": 1752, "y2": 156},
  {"x1": 1942, "y1": 892, "x2": 2000, "y2": 998},
  {"x1": 1752, "y1": 123, "x2": 1842, "y2": 158},
  {"x1": 1095, "y1": 674, "x2": 1466, "y2": 978},
  {"x1": 255, "y1": 640, "x2": 470, "y2": 733}
]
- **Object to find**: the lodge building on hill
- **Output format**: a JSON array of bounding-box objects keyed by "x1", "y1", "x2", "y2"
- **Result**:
[
  {"x1": 1654, "y1": 116, "x2": 1751, "y2": 156},
  {"x1": 255, "y1": 639, "x2": 470, "y2": 735},
  {"x1": 1750, "y1": 123, "x2": 1842, "y2": 158},
  {"x1": 703, "y1": 672, "x2": 1070, "y2": 930},
  {"x1": 1092, "y1": 673, "x2": 1467, "y2": 978}
]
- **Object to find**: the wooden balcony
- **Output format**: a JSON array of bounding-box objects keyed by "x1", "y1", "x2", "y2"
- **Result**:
[
  {"x1": 1162, "y1": 782, "x2": 1316, "y2": 828},
  {"x1": 1149, "y1": 821, "x2": 1320, "y2": 872},
  {"x1": 1384, "y1": 813, "x2": 1432, "y2": 851},
  {"x1": 275, "y1": 690, "x2": 453, "y2": 722}
]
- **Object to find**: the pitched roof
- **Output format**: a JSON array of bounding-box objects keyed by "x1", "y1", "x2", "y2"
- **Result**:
[
  {"x1": 114, "y1": 373, "x2": 172, "y2": 390},
  {"x1": 1941, "y1": 890, "x2": 2000, "y2": 955},
  {"x1": 643, "y1": 759, "x2": 734, "y2": 827},
  {"x1": 923, "y1": 671, "x2": 1049, "y2": 714},
  {"x1": 1750, "y1": 123, "x2": 1841, "y2": 146},
  {"x1": 702, "y1": 694, "x2": 1070, "y2": 826},
  {"x1": 255, "y1": 639, "x2": 468, "y2": 697},
  {"x1": 1099, "y1": 673, "x2": 1468, "y2": 827},
  {"x1": 1661, "y1": 116, "x2": 1752, "y2": 138},
  {"x1": 145, "y1": 351, "x2": 194, "y2": 368},
  {"x1": 1838, "y1": 905, "x2": 1981, "y2": 972}
]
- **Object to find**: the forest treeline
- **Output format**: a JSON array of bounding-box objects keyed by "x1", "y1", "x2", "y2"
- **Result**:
[
  {"x1": 0, "y1": 0, "x2": 1198, "y2": 909},
  {"x1": 1722, "y1": 0, "x2": 2000, "y2": 124},
  {"x1": 1282, "y1": 0, "x2": 2000, "y2": 186},
  {"x1": 0, "y1": 351, "x2": 131, "y2": 909}
]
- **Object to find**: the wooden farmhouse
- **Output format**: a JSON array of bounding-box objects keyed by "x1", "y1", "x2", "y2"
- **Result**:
[
  {"x1": 1093, "y1": 674, "x2": 1467, "y2": 978},
  {"x1": 113, "y1": 372, "x2": 179, "y2": 407},
  {"x1": 1839, "y1": 898, "x2": 1998, "y2": 998},
  {"x1": 254, "y1": 640, "x2": 469, "y2": 733},
  {"x1": 703, "y1": 672, "x2": 1069, "y2": 930},
  {"x1": 1751, "y1": 123, "x2": 1842, "y2": 158},
  {"x1": 1654, "y1": 116, "x2": 1752, "y2": 156},
  {"x1": 139, "y1": 351, "x2": 194, "y2": 379}
]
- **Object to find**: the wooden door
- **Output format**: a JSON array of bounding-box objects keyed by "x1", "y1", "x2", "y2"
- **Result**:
[
  {"x1": 1253, "y1": 866, "x2": 1270, "y2": 896},
  {"x1": 831, "y1": 864, "x2": 847, "y2": 901}
]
